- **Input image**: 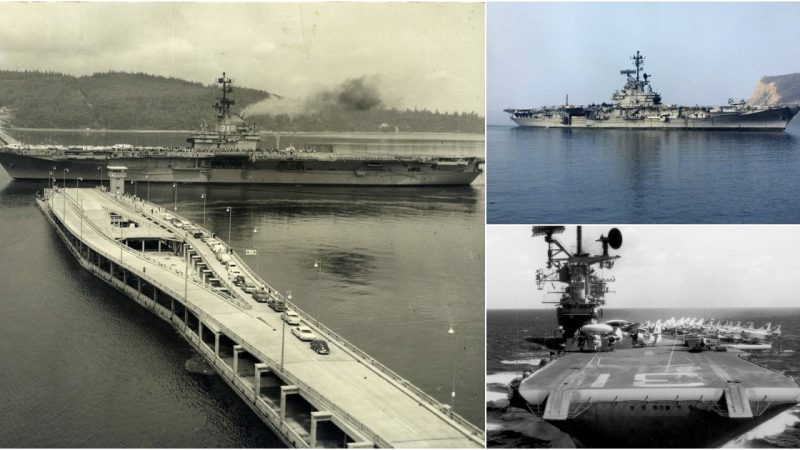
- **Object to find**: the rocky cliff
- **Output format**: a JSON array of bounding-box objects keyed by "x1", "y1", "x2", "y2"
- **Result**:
[{"x1": 749, "y1": 73, "x2": 800, "y2": 105}]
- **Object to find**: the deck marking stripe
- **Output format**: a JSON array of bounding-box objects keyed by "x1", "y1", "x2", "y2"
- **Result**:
[
  {"x1": 393, "y1": 415, "x2": 418, "y2": 434},
  {"x1": 591, "y1": 373, "x2": 610, "y2": 388}
]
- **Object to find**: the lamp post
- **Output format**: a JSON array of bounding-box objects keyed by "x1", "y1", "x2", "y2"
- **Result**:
[
  {"x1": 145, "y1": 175, "x2": 150, "y2": 202},
  {"x1": 281, "y1": 290, "x2": 292, "y2": 370},
  {"x1": 448, "y1": 324, "x2": 458, "y2": 416},
  {"x1": 119, "y1": 218, "x2": 124, "y2": 265},
  {"x1": 77, "y1": 177, "x2": 83, "y2": 239},
  {"x1": 97, "y1": 166, "x2": 103, "y2": 189},
  {"x1": 184, "y1": 231, "x2": 189, "y2": 303},
  {"x1": 62, "y1": 168, "x2": 69, "y2": 218},
  {"x1": 253, "y1": 227, "x2": 259, "y2": 273},
  {"x1": 201, "y1": 194, "x2": 207, "y2": 228},
  {"x1": 226, "y1": 207, "x2": 232, "y2": 251},
  {"x1": 314, "y1": 259, "x2": 322, "y2": 324},
  {"x1": 130, "y1": 180, "x2": 137, "y2": 197},
  {"x1": 172, "y1": 183, "x2": 178, "y2": 211}
]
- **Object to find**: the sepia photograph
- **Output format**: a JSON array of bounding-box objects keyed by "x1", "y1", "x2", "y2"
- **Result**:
[
  {"x1": 486, "y1": 225, "x2": 800, "y2": 448},
  {"x1": 487, "y1": 2, "x2": 800, "y2": 224},
  {"x1": 0, "y1": 3, "x2": 485, "y2": 448}
]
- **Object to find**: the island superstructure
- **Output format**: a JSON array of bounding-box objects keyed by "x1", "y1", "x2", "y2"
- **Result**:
[
  {"x1": 505, "y1": 51, "x2": 800, "y2": 130},
  {"x1": 505, "y1": 226, "x2": 800, "y2": 448},
  {"x1": 35, "y1": 170, "x2": 484, "y2": 448},
  {"x1": 0, "y1": 73, "x2": 483, "y2": 185}
]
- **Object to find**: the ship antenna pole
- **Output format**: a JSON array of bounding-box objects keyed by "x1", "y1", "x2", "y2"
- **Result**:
[{"x1": 515, "y1": 297, "x2": 520, "y2": 377}]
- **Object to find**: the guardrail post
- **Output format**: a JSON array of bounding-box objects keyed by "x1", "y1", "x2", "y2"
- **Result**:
[
  {"x1": 310, "y1": 411, "x2": 332, "y2": 448},
  {"x1": 280, "y1": 385, "x2": 299, "y2": 423},
  {"x1": 233, "y1": 345, "x2": 244, "y2": 376},
  {"x1": 254, "y1": 363, "x2": 269, "y2": 400}
]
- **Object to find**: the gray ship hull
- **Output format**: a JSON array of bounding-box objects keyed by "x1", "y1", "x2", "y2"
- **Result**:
[
  {"x1": 510, "y1": 106, "x2": 799, "y2": 130},
  {"x1": 0, "y1": 152, "x2": 482, "y2": 186}
]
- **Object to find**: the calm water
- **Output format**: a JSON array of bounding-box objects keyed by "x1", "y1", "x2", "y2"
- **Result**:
[
  {"x1": 487, "y1": 308, "x2": 800, "y2": 448},
  {"x1": 0, "y1": 160, "x2": 484, "y2": 444},
  {"x1": 487, "y1": 120, "x2": 800, "y2": 223}
]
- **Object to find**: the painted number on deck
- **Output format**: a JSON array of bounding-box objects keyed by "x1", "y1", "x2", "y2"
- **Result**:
[{"x1": 633, "y1": 373, "x2": 704, "y2": 387}]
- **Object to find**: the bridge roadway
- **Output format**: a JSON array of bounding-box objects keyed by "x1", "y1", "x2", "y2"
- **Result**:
[{"x1": 41, "y1": 187, "x2": 483, "y2": 448}]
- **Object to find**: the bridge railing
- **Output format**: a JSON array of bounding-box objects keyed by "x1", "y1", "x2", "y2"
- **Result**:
[
  {"x1": 105, "y1": 191, "x2": 252, "y2": 310},
  {"x1": 60, "y1": 189, "x2": 251, "y2": 311}
]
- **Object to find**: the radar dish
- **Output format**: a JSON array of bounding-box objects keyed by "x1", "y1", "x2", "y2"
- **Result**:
[
  {"x1": 608, "y1": 228, "x2": 622, "y2": 249},
  {"x1": 532, "y1": 226, "x2": 566, "y2": 237}
]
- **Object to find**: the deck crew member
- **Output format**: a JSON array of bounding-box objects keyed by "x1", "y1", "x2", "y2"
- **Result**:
[
  {"x1": 553, "y1": 326, "x2": 566, "y2": 354},
  {"x1": 653, "y1": 321, "x2": 663, "y2": 345}
]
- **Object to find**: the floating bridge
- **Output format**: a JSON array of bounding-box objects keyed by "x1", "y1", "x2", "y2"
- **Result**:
[{"x1": 36, "y1": 184, "x2": 484, "y2": 448}]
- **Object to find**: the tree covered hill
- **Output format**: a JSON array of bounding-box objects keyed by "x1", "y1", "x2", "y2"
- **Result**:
[
  {"x1": 0, "y1": 71, "x2": 483, "y2": 133},
  {"x1": 0, "y1": 71, "x2": 268, "y2": 130}
]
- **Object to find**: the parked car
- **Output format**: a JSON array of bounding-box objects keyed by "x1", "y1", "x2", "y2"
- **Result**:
[
  {"x1": 232, "y1": 275, "x2": 245, "y2": 287},
  {"x1": 252, "y1": 292, "x2": 269, "y2": 303},
  {"x1": 292, "y1": 326, "x2": 317, "y2": 341},
  {"x1": 281, "y1": 310, "x2": 301, "y2": 325},
  {"x1": 243, "y1": 280, "x2": 257, "y2": 293},
  {"x1": 310, "y1": 339, "x2": 330, "y2": 355},
  {"x1": 269, "y1": 298, "x2": 286, "y2": 312}
]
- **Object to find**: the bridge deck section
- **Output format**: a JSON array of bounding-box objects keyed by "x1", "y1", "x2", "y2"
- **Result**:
[{"x1": 45, "y1": 187, "x2": 483, "y2": 448}]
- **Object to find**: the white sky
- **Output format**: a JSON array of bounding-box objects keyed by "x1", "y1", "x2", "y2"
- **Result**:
[
  {"x1": 488, "y1": 2, "x2": 800, "y2": 124},
  {"x1": 487, "y1": 225, "x2": 800, "y2": 310},
  {"x1": 0, "y1": 2, "x2": 484, "y2": 113}
]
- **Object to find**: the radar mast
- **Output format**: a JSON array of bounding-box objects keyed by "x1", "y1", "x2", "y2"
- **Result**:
[{"x1": 533, "y1": 226, "x2": 622, "y2": 336}]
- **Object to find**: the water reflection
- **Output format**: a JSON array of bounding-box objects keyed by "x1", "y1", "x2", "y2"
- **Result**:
[{"x1": 490, "y1": 121, "x2": 800, "y2": 223}]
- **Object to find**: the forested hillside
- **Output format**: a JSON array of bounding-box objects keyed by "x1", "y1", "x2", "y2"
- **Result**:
[
  {"x1": 0, "y1": 71, "x2": 483, "y2": 133},
  {"x1": 0, "y1": 71, "x2": 268, "y2": 129}
]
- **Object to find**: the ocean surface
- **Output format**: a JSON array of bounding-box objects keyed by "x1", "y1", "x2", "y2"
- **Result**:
[
  {"x1": 487, "y1": 119, "x2": 800, "y2": 223},
  {"x1": 487, "y1": 308, "x2": 800, "y2": 448},
  {"x1": 0, "y1": 131, "x2": 485, "y2": 446}
]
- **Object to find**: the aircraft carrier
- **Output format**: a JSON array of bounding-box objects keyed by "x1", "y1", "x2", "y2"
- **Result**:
[
  {"x1": 503, "y1": 226, "x2": 800, "y2": 448},
  {"x1": 504, "y1": 51, "x2": 800, "y2": 130},
  {"x1": 0, "y1": 74, "x2": 483, "y2": 186}
]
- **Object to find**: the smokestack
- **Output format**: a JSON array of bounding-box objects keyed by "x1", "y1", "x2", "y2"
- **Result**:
[{"x1": 576, "y1": 226, "x2": 582, "y2": 255}]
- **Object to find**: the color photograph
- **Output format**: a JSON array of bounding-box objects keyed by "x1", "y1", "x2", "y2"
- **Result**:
[{"x1": 488, "y1": 2, "x2": 800, "y2": 224}]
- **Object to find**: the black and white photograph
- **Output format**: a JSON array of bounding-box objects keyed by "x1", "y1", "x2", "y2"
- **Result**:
[
  {"x1": 487, "y1": 225, "x2": 800, "y2": 448},
  {"x1": 0, "y1": 3, "x2": 485, "y2": 448}
]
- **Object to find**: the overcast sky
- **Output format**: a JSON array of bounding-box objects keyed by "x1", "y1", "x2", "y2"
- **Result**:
[
  {"x1": 487, "y1": 225, "x2": 800, "y2": 310},
  {"x1": 488, "y1": 2, "x2": 800, "y2": 124},
  {"x1": 0, "y1": 3, "x2": 484, "y2": 114}
]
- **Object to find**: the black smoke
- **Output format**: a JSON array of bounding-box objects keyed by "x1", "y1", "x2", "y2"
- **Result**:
[{"x1": 315, "y1": 77, "x2": 382, "y2": 111}]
